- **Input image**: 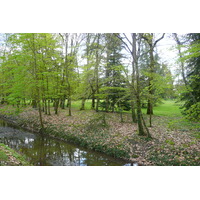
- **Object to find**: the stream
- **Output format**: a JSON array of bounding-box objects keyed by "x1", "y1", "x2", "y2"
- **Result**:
[{"x1": 0, "y1": 119, "x2": 136, "y2": 166}]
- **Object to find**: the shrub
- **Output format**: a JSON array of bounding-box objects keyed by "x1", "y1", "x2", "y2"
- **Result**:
[{"x1": 185, "y1": 102, "x2": 200, "y2": 122}]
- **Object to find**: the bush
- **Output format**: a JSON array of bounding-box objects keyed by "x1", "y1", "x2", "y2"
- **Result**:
[{"x1": 185, "y1": 102, "x2": 200, "y2": 122}]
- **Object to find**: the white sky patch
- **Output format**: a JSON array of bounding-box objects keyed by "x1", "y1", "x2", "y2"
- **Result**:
[{"x1": 156, "y1": 34, "x2": 179, "y2": 75}]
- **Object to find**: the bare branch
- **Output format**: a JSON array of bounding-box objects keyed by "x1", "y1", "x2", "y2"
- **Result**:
[
  {"x1": 123, "y1": 33, "x2": 133, "y2": 48},
  {"x1": 59, "y1": 33, "x2": 64, "y2": 42},
  {"x1": 114, "y1": 33, "x2": 132, "y2": 55},
  {"x1": 153, "y1": 33, "x2": 165, "y2": 48}
]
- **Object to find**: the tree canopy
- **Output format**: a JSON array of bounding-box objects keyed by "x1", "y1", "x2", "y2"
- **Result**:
[{"x1": 0, "y1": 33, "x2": 199, "y2": 134}]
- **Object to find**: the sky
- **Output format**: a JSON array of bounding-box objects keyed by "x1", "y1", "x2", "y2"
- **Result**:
[{"x1": 156, "y1": 33, "x2": 178, "y2": 74}]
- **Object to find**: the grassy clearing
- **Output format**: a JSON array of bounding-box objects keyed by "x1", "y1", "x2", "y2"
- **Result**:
[
  {"x1": 150, "y1": 100, "x2": 182, "y2": 117},
  {"x1": 71, "y1": 100, "x2": 92, "y2": 110},
  {"x1": 71, "y1": 99, "x2": 183, "y2": 116},
  {"x1": 0, "y1": 143, "x2": 30, "y2": 166},
  {"x1": 149, "y1": 100, "x2": 200, "y2": 139}
]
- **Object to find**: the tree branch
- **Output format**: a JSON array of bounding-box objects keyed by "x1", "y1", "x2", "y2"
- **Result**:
[
  {"x1": 153, "y1": 33, "x2": 165, "y2": 48},
  {"x1": 114, "y1": 33, "x2": 132, "y2": 55}
]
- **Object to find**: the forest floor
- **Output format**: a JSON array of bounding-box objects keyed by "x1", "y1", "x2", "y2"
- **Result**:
[
  {"x1": 0, "y1": 100, "x2": 199, "y2": 166},
  {"x1": 0, "y1": 143, "x2": 30, "y2": 166}
]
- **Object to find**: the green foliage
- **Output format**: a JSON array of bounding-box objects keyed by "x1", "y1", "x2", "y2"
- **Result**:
[
  {"x1": 185, "y1": 102, "x2": 200, "y2": 122},
  {"x1": 179, "y1": 33, "x2": 200, "y2": 120},
  {"x1": 0, "y1": 149, "x2": 8, "y2": 163},
  {"x1": 84, "y1": 113, "x2": 109, "y2": 132},
  {"x1": 165, "y1": 139, "x2": 175, "y2": 145}
]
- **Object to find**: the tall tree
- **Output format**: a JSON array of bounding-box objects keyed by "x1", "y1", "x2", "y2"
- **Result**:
[
  {"x1": 141, "y1": 33, "x2": 165, "y2": 116},
  {"x1": 1, "y1": 33, "x2": 61, "y2": 131},
  {"x1": 179, "y1": 33, "x2": 200, "y2": 120},
  {"x1": 102, "y1": 33, "x2": 126, "y2": 112},
  {"x1": 116, "y1": 33, "x2": 151, "y2": 137}
]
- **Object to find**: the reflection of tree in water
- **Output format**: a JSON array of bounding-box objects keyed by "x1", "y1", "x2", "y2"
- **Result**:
[
  {"x1": 79, "y1": 151, "x2": 125, "y2": 166},
  {"x1": 0, "y1": 120, "x2": 127, "y2": 166}
]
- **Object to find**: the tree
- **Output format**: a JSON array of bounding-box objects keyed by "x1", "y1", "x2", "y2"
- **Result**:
[
  {"x1": 1, "y1": 33, "x2": 62, "y2": 131},
  {"x1": 141, "y1": 33, "x2": 165, "y2": 116},
  {"x1": 100, "y1": 33, "x2": 126, "y2": 112},
  {"x1": 116, "y1": 33, "x2": 151, "y2": 137},
  {"x1": 59, "y1": 33, "x2": 82, "y2": 116},
  {"x1": 179, "y1": 33, "x2": 200, "y2": 120}
]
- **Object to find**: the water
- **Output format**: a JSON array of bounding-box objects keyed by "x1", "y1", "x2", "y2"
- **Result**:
[{"x1": 0, "y1": 119, "x2": 135, "y2": 166}]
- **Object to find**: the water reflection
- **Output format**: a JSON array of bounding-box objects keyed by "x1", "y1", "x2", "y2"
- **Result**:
[{"x1": 0, "y1": 119, "x2": 131, "y2": 166}]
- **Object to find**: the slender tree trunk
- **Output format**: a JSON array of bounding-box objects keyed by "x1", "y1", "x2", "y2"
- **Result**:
[
  {"x1": 133, "y1": 33, "x2": 151, "y2": 137},
  {"x1": 119, "y1": 102, "x2": 123, "y2": 123},
  {"x1": 54, "y1": 99, "x2": 59, "y2": 115},
  {"x1": 95, "y1": 94, "x2": 99, "y2": 112},
  {"x1": 32, "y1": 33, "x2": 44, "y2": 132},
  {"x1": 47, "y1": 99, "x2": 51, "y2": 115},
  {"x1": 131, "y1": 45, "x2": 137, "y2": 123},
  {"x1": 60, "y1": 95, "x2": 66, "y2": 109},
  {"x1": 130, "y1": 92, "x2": 137, "y2": 123},
  {"x1": 44, "y1": 99, "x2": 47, "y2": 114},
  {"x1": 32, "y1": 99, "x2": 37, "y2": 108},
  {"x1": 95, "y1": 34, "x2": 101, "y2": 113},
  {"x1": 38, "y1": 99, "x2": 44, "y2": 132},
  {"x1": 68, "y1": 96, "x2": 72, "y2": 116},
  {"x1": 91, "y1": 93, "x2": 95, "y2": 110},
  {"x1": 147, "y1": 45, "x2": 154, "y2": 115},
  {"x1": 80, "y1": 98, "x2": 86, "y2": 110}
]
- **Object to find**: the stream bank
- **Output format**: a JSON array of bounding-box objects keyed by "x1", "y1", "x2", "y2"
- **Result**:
[
  {"x1": 0, "y1": 105, "x2": 145, "y2": 165},
  {"x1": 2, "y1": 104, "x2": 199, "y2": 166},
  {"x1": 0, "y1": 118, "x2": 135, "y2": 166},
  {"x1": 0, "y1": 143, "x2": 30, "y2": 166}
]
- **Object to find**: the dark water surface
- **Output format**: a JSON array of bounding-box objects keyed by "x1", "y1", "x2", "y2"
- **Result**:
[{"x1": 0, "y1": 119, "x2": 135, "y2": 166}]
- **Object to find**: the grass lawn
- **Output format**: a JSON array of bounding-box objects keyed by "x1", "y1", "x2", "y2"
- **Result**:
[
  {"x1": 71, "y1": 100, "x2": 92, "y2": 110},
  {"x1": 149, "y1": 100, "x2": 182, "y2": 117},
  {"x1": 71, "y1": 99, "x2": 183, "y2": 116}
]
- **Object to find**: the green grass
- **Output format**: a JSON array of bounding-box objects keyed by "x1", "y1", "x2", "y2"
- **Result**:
[
  {"x1": 143, "y1": 100, "x2": 182, "y2": 117},
  {"x1": 71, "y1": 100, "x2": 93, "y2": 110},
  {"x1": 0, "y1": 149, "x2": 8, "y2": 162},
  {"x1": 0, "y1": 143, "x2": 30, "y2": 166},
  {"x1": 71, "y1": 99, "x2": 183, "y2": 117}
]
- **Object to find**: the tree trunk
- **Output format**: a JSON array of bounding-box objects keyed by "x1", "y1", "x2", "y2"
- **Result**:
[
  {"x1": 95, "y1": 34, "x2": 101, "y2": 113},
  {"x1": 105, "y1": 97, "x2": 109, "y2": 112},
  {"x1": 44, "y1": 99, "x2": 47, "y2": 114},
  {"x1": 91, "y1": 94, "x2": 95, "y2": 109},
  {"x1": 47, "y1": 99, "x2": 51, "y2": 115},
  {"x1": 130, "y1": 92, "x2": 137, "y2": 123},
  {"x1": 80, "y1": 98, "x2": 86, "y2": 110},
  {"x1": 32, "y1": 99, "x2": 37, "y2": 109},
  {"x1": 38, "y1": 100, "x2": 44, "y2": 133},
  {"x1": 54, "y1": 99, "x2": 59, "y2": 115},
  {"x1": 147, "y1": 44, "x2": 154, "y2": 115},
  {"x1": 68, "y1": 96, "x2": 72, "y2": 116},
  {"x1": 147, "y1": 99, "x2": 153, "y2": 115},
  {"x1": 60, "y1": 95, "x2": 66, "y2": 109},
  {"x1": 132, "y1": 33, "x2": 151, "y2": 137}
]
